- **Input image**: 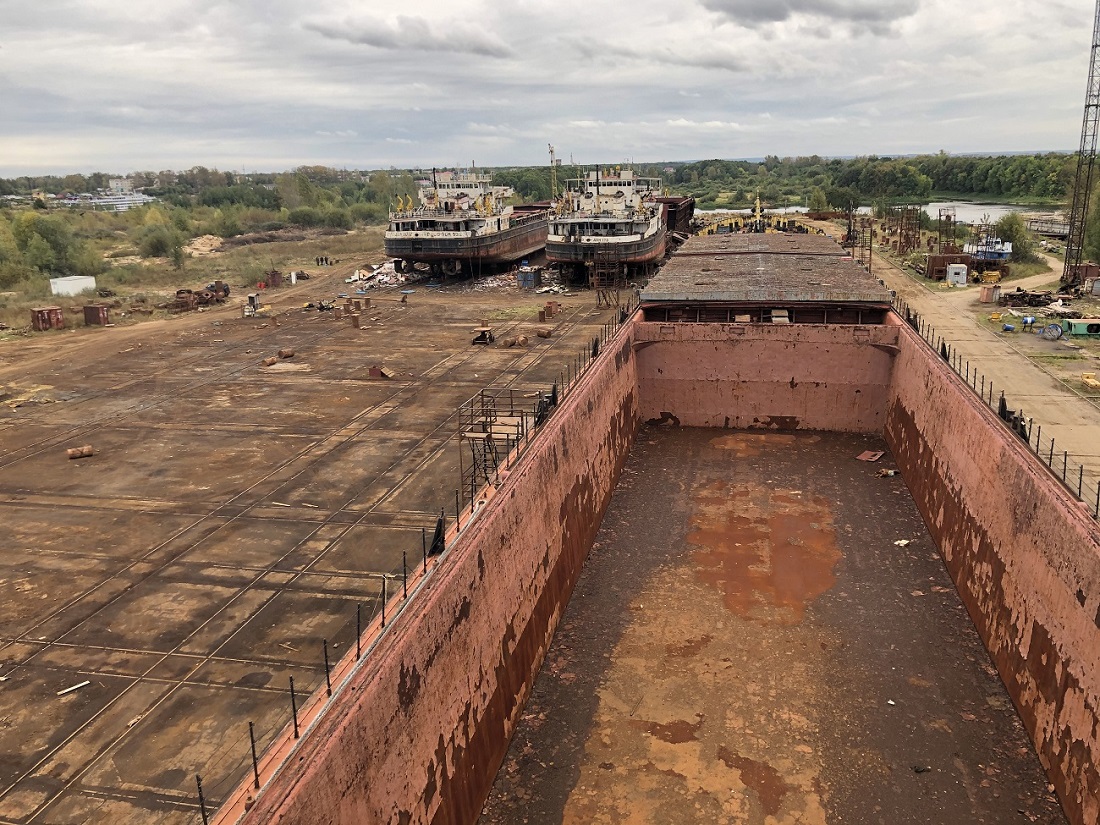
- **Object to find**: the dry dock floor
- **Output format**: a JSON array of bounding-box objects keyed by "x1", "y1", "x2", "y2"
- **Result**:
[
  {"x1": 481, "y1": 429, "x2": 1067, "y2": 825},
  {"x1": 0, "y1": 276, "x2": 615, "y2": 823}
]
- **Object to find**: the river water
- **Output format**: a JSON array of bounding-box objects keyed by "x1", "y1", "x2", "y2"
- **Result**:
[
  {"x1": 698, "y1": 201, "x2": 1064, "y2": 223},
  {"x1": 923, "y1": 201, "x2": 1062, "y2": 223}
]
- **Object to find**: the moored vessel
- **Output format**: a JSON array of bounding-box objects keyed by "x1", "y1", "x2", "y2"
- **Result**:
[
  {"x1": 546, "y1": 168, "x2": 666, "y2": 285},
  {"x1": 384, "y1": 170, "x2": 548, "y2": 278}
]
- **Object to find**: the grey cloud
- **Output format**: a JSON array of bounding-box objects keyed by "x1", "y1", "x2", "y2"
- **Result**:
[
  {"x1": 699, "y1": 0, "x2": 921, "y2": 34},
  {"x1": 304, "y1": 15, "x2": 514, "y2": 59},
  {"x1": 0, "y1": 0, "x2": 1085, "y2": 175},
  {"x1": 572, "y1": 38, "x2": 746, "y2": 73}
]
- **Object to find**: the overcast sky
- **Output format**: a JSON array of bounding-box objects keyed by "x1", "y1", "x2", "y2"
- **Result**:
[{"x1": 0, "y1": 0, "x2": 1093, "y2": 176}]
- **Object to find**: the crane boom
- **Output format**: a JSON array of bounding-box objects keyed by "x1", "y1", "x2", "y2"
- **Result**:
[{"x1": 1064, "y1": 0, "x2": 1100, "y2": 286}]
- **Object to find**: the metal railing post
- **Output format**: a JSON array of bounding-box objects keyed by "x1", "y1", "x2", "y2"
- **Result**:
[
  {"x1": 289, "y1": 677, "x2": 299, "y2": 739},
  {"x1": 249, "y1": 721, "x2": 260, "y2": 789}
]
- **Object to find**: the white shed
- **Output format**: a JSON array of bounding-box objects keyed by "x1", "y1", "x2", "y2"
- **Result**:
[
  {"x1": 946, "y1": 264, "x2": 968, "y2": 287},
  {"x1": 49, "y1": 276, "x2": 97, "y2": 297}
]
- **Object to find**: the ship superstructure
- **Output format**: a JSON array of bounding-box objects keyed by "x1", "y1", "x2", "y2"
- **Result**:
[
  {"x1": 384, "y1": 169, "x2": 547, "y2": 278},
  {"x1": 546, "y1": 168, "x2": 667, "y2": 285}
]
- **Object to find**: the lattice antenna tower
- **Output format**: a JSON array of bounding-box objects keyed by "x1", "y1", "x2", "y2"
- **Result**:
[{"x1": 1064, "y1": 0, "x2": 1100, "y2": 285}]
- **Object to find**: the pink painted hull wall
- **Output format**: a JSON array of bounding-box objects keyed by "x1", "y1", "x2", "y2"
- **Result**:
[
  {"x1": 240, "y1": 333, "x2": 639, "y2": 825},
  {"x1": 237, "y1": 314, "x2": 1100, "y2": 825},
  {"x1": 885, "y1": 321, "x2": 1100, "y2": 825},
  {"x1": 633, "y1": 321, "x2": 898, "y2": 432}
]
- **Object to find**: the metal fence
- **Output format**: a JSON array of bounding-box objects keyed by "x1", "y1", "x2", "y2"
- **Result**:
[
  {"x1": 188, "y1": 297, "x2": 638, "y2": 822},
  {"x1": 894, "y1": 296, "x2": 1100, "y2": 520}
]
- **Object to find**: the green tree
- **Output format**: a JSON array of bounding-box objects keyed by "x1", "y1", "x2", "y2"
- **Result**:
[
  {"x1": 287, "y1": 206, "x2": 323, "y2": 227},
  {"x1": 170, "y1": 243, "x2": 185, "y2": 270},
  {"x1": 807, "y1": 187, "x2": 828, "y2": 212},
  {"x1": 994, "y1": 212, "x2": 1036, "y2": 262},
  {"x1": 136, "y1": 225, "x2": 180, "y2": 257},
  {"x1": 24, "y1": 233, "x2": 56, "y2": 271}
]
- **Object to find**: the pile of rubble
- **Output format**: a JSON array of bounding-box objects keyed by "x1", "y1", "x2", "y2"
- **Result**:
[
  {"x1": 346, "y1": 262, "x2": 406, "y2": 288},
  {"x1": 999, "y1": 287, "x2": 1081, "y2": 315}
]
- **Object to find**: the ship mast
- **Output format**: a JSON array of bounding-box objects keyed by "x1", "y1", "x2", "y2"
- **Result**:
[{"x1": 549, "y1": 144, "x2": 558, "y2": 201}]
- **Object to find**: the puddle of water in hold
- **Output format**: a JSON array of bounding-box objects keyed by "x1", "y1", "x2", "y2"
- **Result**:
[
  {"x1": 711, "y1": 432, "x2": 819, "y2": 458},
  {"x1": 632, "y1": 716, "x2": 704, "y2": 745},
  {"x1": 717, "y1": 746, "x2": 792, "y2": 817},
  {"x1": 687, "y1": 482, "x2": 841, "y2": 624}
]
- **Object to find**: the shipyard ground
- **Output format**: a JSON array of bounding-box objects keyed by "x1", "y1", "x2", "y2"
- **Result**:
[
  {"x1": 0, "y1": 254, "x2": 1091, "y2": 825},
  {"x1": 807, "y1": 220, "x2": 1100, "y2": 482},
  {"x1": 481, "y1": 429, "x2": 1066, "y2": 825},
  {"x1": 0, "y1": 273, "x2": 615, "y2": 823}
]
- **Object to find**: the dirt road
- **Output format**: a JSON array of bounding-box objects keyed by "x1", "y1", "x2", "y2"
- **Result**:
[{"x1": 812, "y1": 223, "x2": 1100, "y2": 485}]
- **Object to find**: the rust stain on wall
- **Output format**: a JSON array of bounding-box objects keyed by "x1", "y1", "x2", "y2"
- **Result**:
[
  {"x1": 427, "y1": 388, "x2": 639, "y2": 825},
  {"x1": 885, "y1": 391, "x2": 1100, "y2": 825},
  {"x1": 687, "y1": 479, "x2": 841, "y2": 624}
]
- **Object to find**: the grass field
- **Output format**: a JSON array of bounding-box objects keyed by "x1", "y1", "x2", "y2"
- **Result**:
[{"x1": 0, "y1": 228, "x2": 386, "y2": 336}]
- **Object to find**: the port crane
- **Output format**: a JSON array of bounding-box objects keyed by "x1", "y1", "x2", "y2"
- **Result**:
[{"x1": 1063, "y1": 0, "x2": 1100, "y2": 286}]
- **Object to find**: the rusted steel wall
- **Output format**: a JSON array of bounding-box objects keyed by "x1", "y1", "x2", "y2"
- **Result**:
[
  {"x1": 633, "y1": 321, "x2": 898, "y2": 432},
  {"x1": 240, "y1": 332, "x2": 639, "y2": 825},
  {"x1": 885, "y1": 322, "x2": 1100, "y2": 825}
]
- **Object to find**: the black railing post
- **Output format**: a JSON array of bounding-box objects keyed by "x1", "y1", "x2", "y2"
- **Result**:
[
  {"x1": 356, "y1": 603, "x2": 362, "y2": 658},
  {"x1": 249, "y1": 721, "x2": 261, "y2": 789},
  {"x1": 1079, "y1": 465, "x2": 1085, "y2": 497},
  {"x1": 197, "y1": 775, "x2": 209, "y2": 825},
  {"x1": 323, "y1": 640, "x2": 331, "y2": 697},
  {"x1": 422, "y1": 527, "x2": 428, "y2": 572},
  {"x1": 381, "y1": 576, "x2": 387, "y2": 628},
  {"x1": 290, "y1": 677, "x2": 300, "y2": 738},
  {"x1": 403, "y1": 551, "x2": 408, "y2": 599}
]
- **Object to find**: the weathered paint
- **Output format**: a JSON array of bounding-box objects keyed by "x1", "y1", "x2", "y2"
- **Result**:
[
  {"x1": 633, "y1": 321, "x2": 898, "y2": 432},
  {"x1": 885, "y1": 321, "x2": 1100, "y2": 825},
  {"x1": 239, "y1": 313, "x2": 1100, "y2": 825},
  {"x1": 238, "y1": 332, "x2": 639, "y2": 825}
]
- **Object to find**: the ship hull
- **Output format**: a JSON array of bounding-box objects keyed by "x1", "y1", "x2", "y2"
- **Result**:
[
  {"x1": 385, "y1": 215, "x2": 547, "y2": 265},
  {"x1": 546, "y1": 227, "x2": 667, "y2": 266}
]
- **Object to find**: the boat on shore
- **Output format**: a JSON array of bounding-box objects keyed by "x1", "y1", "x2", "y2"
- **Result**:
[
  {"x1": 384, "y1": 170, "x2": 547, "y2": 278},
  {"x1": 546, "y1": 168, "x2": 667, "y2": 283}
]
